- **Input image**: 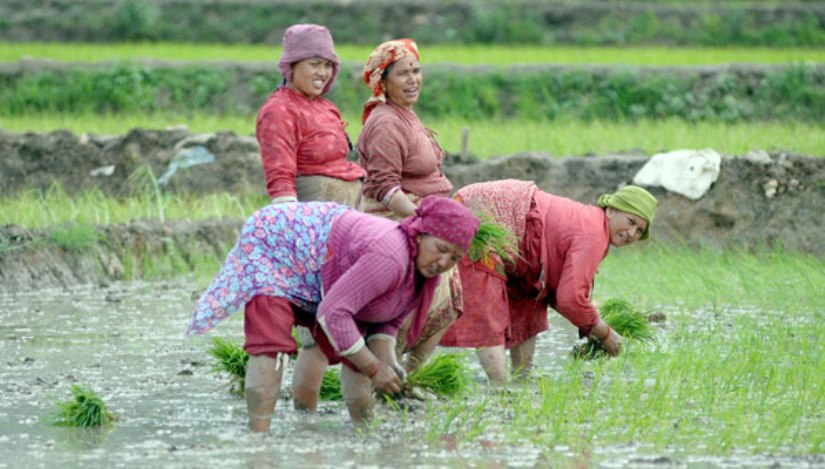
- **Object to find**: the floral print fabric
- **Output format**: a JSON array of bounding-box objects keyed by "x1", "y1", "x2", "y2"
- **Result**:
[{"x1": 186, "y1": 202, "x2": 349, "y2": 336}]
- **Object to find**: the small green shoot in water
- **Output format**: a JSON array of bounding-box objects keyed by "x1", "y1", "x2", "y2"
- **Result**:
[
  {"x1": 51, "y1": 385, "x2": 116, "y2": 428},
  {"x1": 573, "y1": 298, "x2": 656, "y2": 359},
  {"x1": 208, "y1": 337, "x2": 248, "y2": 397}
]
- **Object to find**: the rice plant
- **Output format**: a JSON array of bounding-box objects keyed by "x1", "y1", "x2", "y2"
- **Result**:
[
  {"x1": 572, "y1": 297, "x2": 656, "y2": 359},
  {"x1": 408, "y1": 353, "x2": 474, "y2": 398},
  {"x1": 51, "y1": 385, "x2": 116, "y2": 428},
  {"x1": 320, "y1": 369, "x2": 343, "y2": 401},
  {"x1": 207, "y1": 337, "x2": 248, "y2": 397},
  {"x1": 469, "y1": 213, "x2": 519, "y2": 268}
]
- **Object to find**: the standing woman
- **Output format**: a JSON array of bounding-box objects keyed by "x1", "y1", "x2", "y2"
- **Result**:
[
  {"x1": 254, "y1": 24, "x2": 365, "y2": 411},
  {"x1": 356, "y1": 39, "x2": 460, "y2": 370},
  {"x1": 186, "y1": 197, "x2": 480, "y2": 431},
  {"x1": 440, "y1": 181, "x2": 658, "y2": 386}
]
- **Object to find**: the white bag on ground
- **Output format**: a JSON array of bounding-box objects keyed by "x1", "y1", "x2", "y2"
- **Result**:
[{"x1": 633, "y1": 149, "x2": 721, "y2": 200}]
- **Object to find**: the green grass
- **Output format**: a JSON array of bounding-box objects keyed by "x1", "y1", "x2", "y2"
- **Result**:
[
  {"x1": 0, "y1": 183, "x2": 267, "y2": 229},
  {"x1": 414, "y1": 244, "x2": 825, "y2": 458},
  {"x1": 4, "y1": 43, "x2": 824, "y2": 65},
  {"x1": 50, "y1": 385, "x2": 116, "y2": 428},
  {"x1": 408, "y1": 353, "x2": 474, "y2": 398},
  {"x1": 2, "y1": 114, "x2": 822, "y2": 158}
]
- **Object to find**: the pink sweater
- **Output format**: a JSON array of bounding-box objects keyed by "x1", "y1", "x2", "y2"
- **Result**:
[
  {"x1": 534, "y1": 191, "x2": 611, "y2": 335},
  {"x1": 357, "y1": 102, "x2": 452, "y2": 201},
  {"x1": 318, "y1": 211, "x2": 425, "y2": 355}
]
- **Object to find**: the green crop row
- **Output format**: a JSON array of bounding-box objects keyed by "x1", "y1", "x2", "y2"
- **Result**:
[
  {"x1": 5, "y1": 43, "x2": 825, "y2": 66},
  {"x1": 3, "y1": 114, "x2": 823, "y2": 158},
  {"x1": 1, "y1": 0, "x2": 823, "y2": 47},
  {"x1": 2, "y1": 62, "x2": 823, "y2": 123}
]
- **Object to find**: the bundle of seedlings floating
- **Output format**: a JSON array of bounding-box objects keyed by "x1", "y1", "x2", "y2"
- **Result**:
[
  {"x1": 572, "y1": 298, "x2": 656, "y2": 359},
  {"x1": 469, "y1": 212, "x2": 519, "y2": 270},
  {"x1": 208, "y1": 337, "x2": 249, "y2": 397},
  {"x1": 407, "y1": 353, "x2": 473, "y2": 398},
  {"x1": 51, "y1": 385, "x2": 116, "y2": 428}
]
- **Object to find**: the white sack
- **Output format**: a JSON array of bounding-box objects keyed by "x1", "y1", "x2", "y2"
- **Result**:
[{"x1": 633, "y1": 149, "x2": 721, "y2": 200}]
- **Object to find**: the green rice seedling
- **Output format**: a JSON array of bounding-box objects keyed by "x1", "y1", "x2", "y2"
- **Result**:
[
  {"x1": 49, "y1": 223, "x2": 99, "y2": 252},
  {"x1": 207, "y1": 337, "x2": 248, "y2": 397},
  {"x1": 408, "y1": 353, "x2": 474, "y2": 398},
  {"x1": 51, "y1": 385, "x2": 116, "y2": 428},
  {"x1": 320, "y1": 369, "x2": 343, "y2": 401},
  {"x1": 572, "y1": 297, "x2": 655, "y2": 359},
  {"x1": 469, "y1": 212, "x2": 519, "y2": 269}
]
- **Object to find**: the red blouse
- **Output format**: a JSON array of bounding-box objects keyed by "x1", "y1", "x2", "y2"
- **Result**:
[{"x1": 256, "y1": 87, "x2": 364, "y2": 198}]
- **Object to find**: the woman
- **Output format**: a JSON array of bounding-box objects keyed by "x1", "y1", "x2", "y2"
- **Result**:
[
  {"x1": 440, "y1": 180, "x2": 658, "y2": 386},
  {"x1": 255, "y1": 23, "x2": 365, "y2": 411},
  {"x1": 290, "y1": 38, "x2": 460, "y2": 407},
  {"x1": 186, "y1": 197, "x2": 479, "y2": 432}
]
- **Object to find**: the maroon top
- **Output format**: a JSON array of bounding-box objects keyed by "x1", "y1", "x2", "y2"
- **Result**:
[{"x1": 357, "y1": 101, "x2": 452, "y2": 202}]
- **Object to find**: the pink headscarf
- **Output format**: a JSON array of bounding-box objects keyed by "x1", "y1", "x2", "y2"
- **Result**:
[
  {"x1": 399, "y1": 196, "x2": 480, "y2": 345},
  {"x1": 361, "y1": 38, "x2": 419, "y2": 123},
  {"x1": 278, "y1": 24, "x2": 340, "y2": 95}
]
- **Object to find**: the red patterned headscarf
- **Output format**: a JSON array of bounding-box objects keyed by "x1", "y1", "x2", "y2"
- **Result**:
[
  {"x1": 361, "y1": 38, "x2": 419, "y2": 124},
  {"x1": 398, "y1": 196, "x2": 480, "y2": 345}
]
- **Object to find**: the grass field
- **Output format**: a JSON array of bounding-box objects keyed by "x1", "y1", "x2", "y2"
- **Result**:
[
  {"x1": 4, "y1": 43, "x2": 824, "y2": 66},
  {"x1": 2, "y1": 113, "x2": 822, "y2": 158}
]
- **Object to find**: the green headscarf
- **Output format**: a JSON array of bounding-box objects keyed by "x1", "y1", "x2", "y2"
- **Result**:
[{"x1": 596, "y1": 186, "x2": 657, "y2": 240}]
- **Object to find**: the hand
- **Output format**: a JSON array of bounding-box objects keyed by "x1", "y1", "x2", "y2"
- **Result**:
[
  {"x1": 590, "y1": 319, "x2": 623, "y2": 356},
  {"x1": 370, "y1": 362, "x2": 403, "y2": 395},
  {"x1": 390, "y1": 362, "x2": 408, "y2": 383}
]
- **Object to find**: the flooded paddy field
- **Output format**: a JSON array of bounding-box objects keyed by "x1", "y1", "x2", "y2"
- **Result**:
[{"x1": 1, "y1": 280, "x2": 823, "y2": 468}]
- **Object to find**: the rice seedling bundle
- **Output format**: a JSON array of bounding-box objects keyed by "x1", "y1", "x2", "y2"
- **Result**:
[
  {"x1": 208, "y1": 337, "x2": 248, "y2": 397},
  {"x1": 407, "y1": 353, "x2": 473, "y2": 398},
  {"x1": 572, "y1": 298, "x2": 656, "y2": 359},
  {"x1": 469, "y1": 213, "x2": 518, "y2": 274},
  {"x1": 51, "y1": 385, "x2": 116, "y2": 428}
]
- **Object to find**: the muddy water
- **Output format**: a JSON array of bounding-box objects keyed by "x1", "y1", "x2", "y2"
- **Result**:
[{"x1": 0, "y1": 282, "x2": 817, "y2": 468}]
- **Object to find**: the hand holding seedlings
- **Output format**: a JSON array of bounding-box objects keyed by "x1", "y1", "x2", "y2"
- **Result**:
[{"x1": 589, "y1": 319, "x2": 623, "y2": 356}]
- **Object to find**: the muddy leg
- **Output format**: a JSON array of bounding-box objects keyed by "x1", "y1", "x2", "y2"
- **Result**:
[
  {"x1": 510, "y1": 336, "x2": 537, "y2": 382},
  {"x1": 340, "y1": 366, "x2": 374, "y2": 426},
  {"x1": 291, "y1": 345, "x2": 327, "y2": 412},
  {"x1": 476, "y1": 345, "x2": 508, "y2": 387},
  {"x1": 245, "y1": 354, "x2": 285, "y2": 433}
]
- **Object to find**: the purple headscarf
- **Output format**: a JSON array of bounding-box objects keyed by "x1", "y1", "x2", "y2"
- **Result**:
[
  {"x1": 277, "y1": 24, "x2": 340, "y2": 95},
  {"x1": 399, "y1": 196, "x2": 480, "y2": 345}
]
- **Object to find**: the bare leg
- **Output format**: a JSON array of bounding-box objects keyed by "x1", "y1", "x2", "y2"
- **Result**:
[
  {"x1": 245, "y1": 354, "x2": 285, "y2": 433},
  {"x1": 509, "y1": 336, "x2": 537, "y2": 382},
  {"x1": 403, "y1": 322, "x2": 454, "y2": 375},
  {"x1": 476, "y1": 345, "x2": 508, "y2": 387},
  {"x1": 340, "y1": 366, "x2": 374, "y2": 426},
  {"x1": 291, "y1": 345, "x2": 327, "y2": 412}
]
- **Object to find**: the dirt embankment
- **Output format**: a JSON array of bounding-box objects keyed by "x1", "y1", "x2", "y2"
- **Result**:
[{"x1": 1, "y1": 128, "x2": 823, "y2": 292}]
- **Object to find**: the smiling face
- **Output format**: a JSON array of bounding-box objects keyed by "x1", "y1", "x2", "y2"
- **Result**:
[
  {"x1": 381, "y1": 56, "x2": 422, "y2": 110},
  {"x1": 606, "y1": 207, "x2": 648, "y2": 247},
  {"x1": 287, "y1": 57, "x2": 334, "y2": 99},
  {"x1": 415, "y1": 234, "x2": 465, "y2": 278}
]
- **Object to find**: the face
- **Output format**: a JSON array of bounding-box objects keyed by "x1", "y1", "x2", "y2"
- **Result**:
[
  {"x1": 381, "y1": 56, "x2": 422, "y2": 110},
  {"x1": 288, "y1": 57, "x2": 334, "y2": 99},
  {"x1": 606, "y1": 207, "x2": 648, "y2": 247},
  {"x1": 415, "y1": 234, "x2": 465, "y2": 278}
]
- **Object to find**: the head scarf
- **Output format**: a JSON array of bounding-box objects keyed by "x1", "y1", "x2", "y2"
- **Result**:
[
  {"x1": 277, "y1": 24, "x2": 340, "y2": 95},
  {"x1": 361, "y1": 38, "x2": 419, "y2": 123},
  {"x1": 398, "y1": 196, "x2": 480, "y2": 345},
  {"x1": 597, "y1": 185, "x2": 658, "y2": 240}
]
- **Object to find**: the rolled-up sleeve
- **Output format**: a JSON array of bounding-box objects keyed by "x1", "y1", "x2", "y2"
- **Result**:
[
  {"x1": 257, "y1": 105, "x2": 300, "y2": 198},
  {"x1": 361, "y1": 117, "x2": 407, "y2": 202},
  {"x1": 316, "y1": 252, "x2": 404, "y2": 355},
  {"x1": 552, "y1": 241, "x2": 604, "y2": 337}
]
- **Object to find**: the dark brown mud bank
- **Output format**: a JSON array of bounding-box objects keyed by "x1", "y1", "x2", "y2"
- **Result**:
[{"x1": 1, "y1": 128, "x2": 823, "y2": 291}]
